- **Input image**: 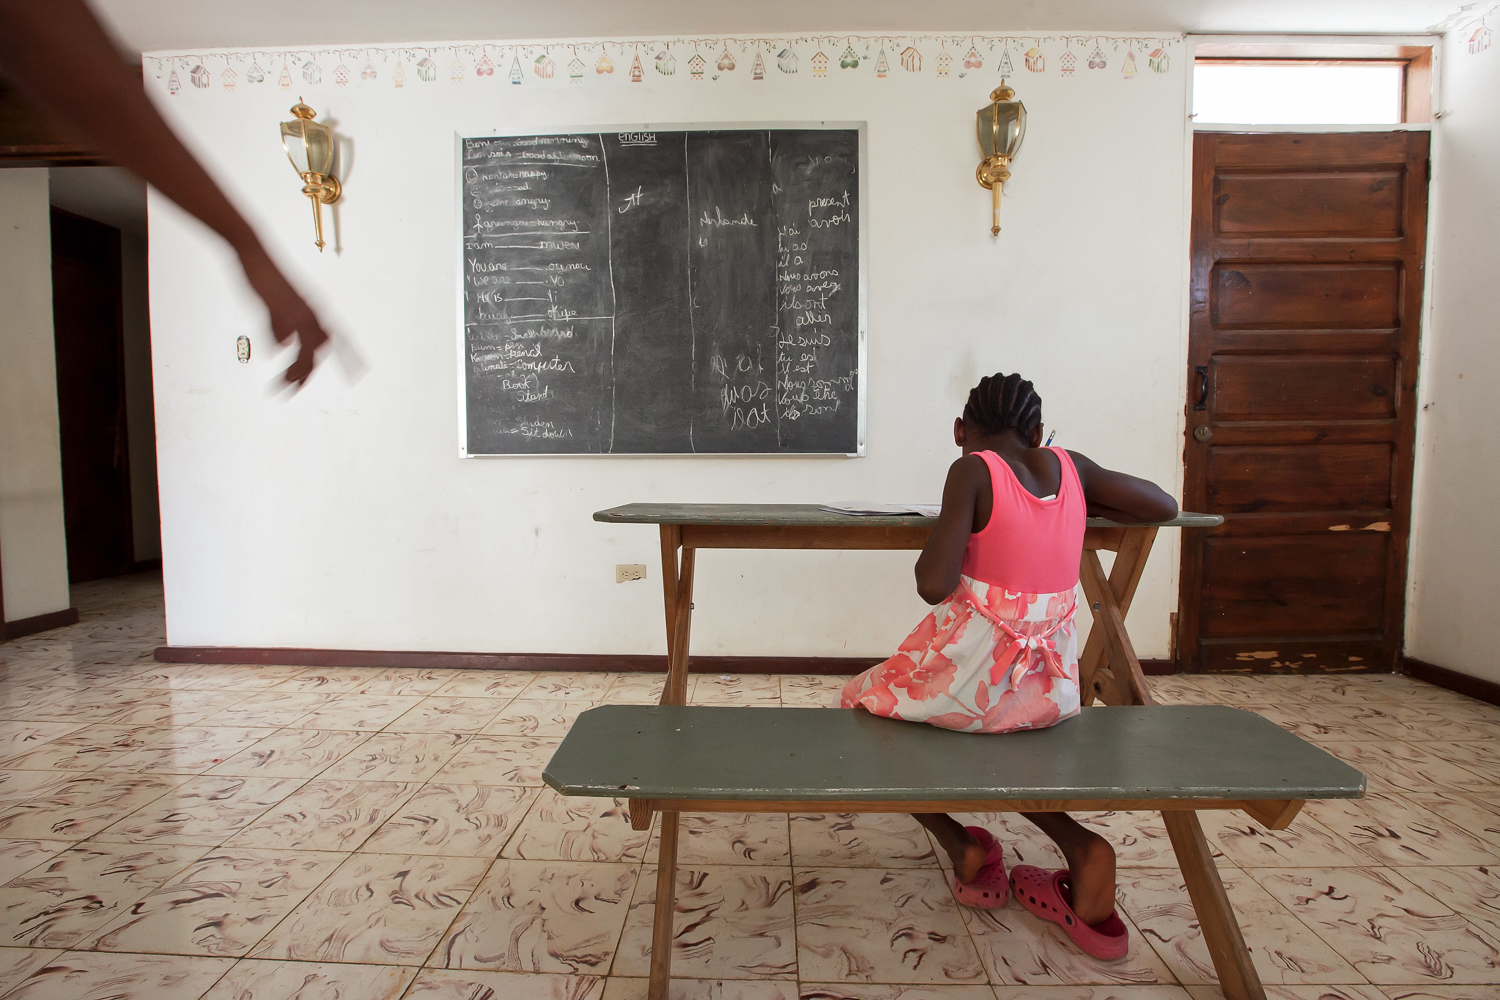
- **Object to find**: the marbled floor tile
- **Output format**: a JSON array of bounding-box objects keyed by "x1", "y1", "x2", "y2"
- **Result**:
[
  {"x1": 603, "y1": 674, "x2": 668, "y2": 705},
  {"x1": 1, "y1": 950, "x2": 235, "y2": 999},
  {"x1": 433, "y1": 735, "x2": 561, "y2": 786},
  {"x1": 1319, "y1": 743, "x2": 1493, "y2": 795},
  {"x1": 349, "y1": 667, "x2": 463, "y2": 696},
  {"x1": 1250, "y1": 705, "x2": 1389, "y2": 743},
  {"x1": 1075, "y1": 811, "x2": 1190, "y2": 868},
  {"x1": 436, "y1": 859, "x2": 637, "y2": 974},
  {"x1": 1201, "y1": 812, "x2": 1372, "y2": 868},
  {"x1": 503, "y1": 788, "x2": 653, "y2": 862},
  {"x1": 0, "y1": 720, "x2": 87, "y2": 757},
  {"x1": 607, "y1": 976, "x2": 798, "y2": 999},
  {"x1": 86, "y1": 846, "x2": 345, "y2": 956},
  {"x1": 0, "y1": 842, "x2": 202, "y2": 948},
  {"x1": 1114, "y1": 868, "x2": 1360, "y2": 984},
  {"x1": 23, "y1": 699, "x2": 151, "y2": 725},
  {"x1": 225, "y1": 779, "x2": 419, "y2": 851},
  {"x1": 362, "y1": 783, "x2": 536, "y2": 856},
  {"x1": 105, "y1": 689, "x2": 251, "y2": 727},
  {"x1": 1298, "y1": 684, "x2": 1405, "y2": 708},
  {"x1": 319, "y1": 731, "x2": 470, "y2": 782},
  {"x1": 1423, "y1": 741, "x2": 1500, "y2": 774},
  {"x1": 691, "y1": 675, "x2": 782, "y2": 706},
  {"x1": 207, "y1": 728, "x2": 374, "y2": 778},
  {"x1": 287, "y1": 694, "x2": 424, "y2": 731},
  {"x1": 249, "y1": 851, "x2": 486, "y2": 965},
  {"x1": 0, "y1": 771, "x2": 70, "y2": 813},
  {"x1": 0, "y1": 773, "x2": 183, "y2": 841},
  {"x1": 778, "y1": 674, "x2": 849, "y2": 709},
  {"x1": 0, "y1": 840, "x2": 72, "y2": 883},
  {"x1": 1184, "y1": 987, "x2": 1386, "y2": 1000},
  {"x1": 943, "y1": 813, "x2": 1068, "y2": 871},
  {"x1": 91, "y1": 775, "x2": 304, "y2": 845},
  {"x1": 1303, "y1": 790, "x2": 1499, "y2": 866},
  {"x1": 1400, "y1": 793, "x2": 1500, "y2": 851},
  {"x1": 111, "y1": 663, "x2": 309, "y2": 692},
  {"x1": 194, "y1": 691, "x2": 341, "y2": 728},
  {"x1": 805, "y1": 985, "x2": 1002, "y2": 1000},
  {"x1": 201, "y1": 958, "x2": 417, "y2": 999},
  {"x1": 483, "y1": 699, "x2": 598, "y2": 738},
  {"x1": 962, "y1": 900, "x2": 1174, "y2": 987},
  {"x1": 789, "y1": 813, "x2": 939, "y2": 868},
  {"x1": 792, "y1": 866, "x2": 981, "y2": 984},
  {"x1": 0, "y1": 947, "x2": 64, "y2": 996},
  {"x1": 1254, "y1": 866, "x2": 1500, "y2": 984},
  {"x1": 0, "y1": 724, "x2": 166, "y2": 772},
  {"x1": 104, "y1": 727, "x2": 278, "y2": 774},
  {"x1": 388, "y1": 697, "x2": 507, "y2": 733},
  {"x1": 436, "y1": 670, "x2": 539, "y2": 699},
  {"x1": 647, "y1": 814, "x2": 791, "y2": 866},
  {"x1": 1342, "y1": 706, "x2": 1500, "y2": 744},
  {"x1": 524, "y1": 672, "x2": 618, "y2": 702},
  {"x1": 1376, "y1": 989, "x2": 1500, "y2": 999},
  {"x1": 268, "y1": 669, "x2": 381, "y2": 694},
  {"x1": 412, "y1": 968, "x2": 607, "y2": 999},
  {"x1": 1395, "y1": 867, "x2": 1500, "y2": 941}
]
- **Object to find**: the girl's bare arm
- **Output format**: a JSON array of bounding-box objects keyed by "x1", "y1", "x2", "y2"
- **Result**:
[
  {"x1": 1067, "y1": 450, "x2": 1179, "y2": 523},
  {"x1": 0, "y1": 0, "x2": 329, "y2": 387},
  {"x1": 913, "y1": 455, "x2": 988, "y2": 604}
]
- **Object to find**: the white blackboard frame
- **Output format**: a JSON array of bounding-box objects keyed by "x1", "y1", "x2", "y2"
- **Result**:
[{"x1": 454, "y1": 122, "x2": 868, "y2": 458}]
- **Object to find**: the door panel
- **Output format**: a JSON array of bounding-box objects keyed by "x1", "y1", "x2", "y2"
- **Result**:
[
  {"x1": 1211, "y1": 263, "x2": 1402, "y2": 329},
  {"x1": 1178, "y1": 131, "x2": 1428, "y2": 674},
  {"x1": 1214, "y1": 171, "x2": 1404, "y2": 238},
  {"x1": 1211, "y1": 357, "x2": 1398, "y2": 420}
]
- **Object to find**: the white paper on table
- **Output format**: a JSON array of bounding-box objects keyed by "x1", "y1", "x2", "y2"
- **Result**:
[{"x1": 818, "y1": 502, "x2": 942, "y2": 517}]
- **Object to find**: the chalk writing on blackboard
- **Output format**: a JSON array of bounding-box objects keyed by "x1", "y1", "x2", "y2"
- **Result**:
[{"x1": 459, "y1": 126, "x2": 863, "y2": 455}]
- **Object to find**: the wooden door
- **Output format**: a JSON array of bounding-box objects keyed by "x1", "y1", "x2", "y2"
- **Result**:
[
  {"x1": 51, "y1": 208, "x2": 134, "y2": 583},
  {"x1": 1177, "y1": 132, "x2": 1429, "y2": 674}
]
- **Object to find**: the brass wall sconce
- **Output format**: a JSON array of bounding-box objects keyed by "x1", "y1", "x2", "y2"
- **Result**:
[
  {"x1": 280, "y1": 99, "x2": 341, "y2": 251},
  {"x1": 976, "y1": 82, "x2": 1027, "y2": 235}
]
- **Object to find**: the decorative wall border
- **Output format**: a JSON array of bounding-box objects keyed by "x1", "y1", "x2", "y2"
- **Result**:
[{"x1": 143, "y1": 32, "x2": 1183, "y2": 95}]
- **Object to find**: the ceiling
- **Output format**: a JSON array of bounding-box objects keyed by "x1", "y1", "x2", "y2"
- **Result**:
[{"x1": 93, "y1": 0, "x2": 1470, "y2": 55}]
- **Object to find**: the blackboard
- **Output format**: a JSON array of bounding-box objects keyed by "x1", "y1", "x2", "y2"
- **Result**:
[{"x1": 458, "y1": 126, "x2": 864, "y2": 455}]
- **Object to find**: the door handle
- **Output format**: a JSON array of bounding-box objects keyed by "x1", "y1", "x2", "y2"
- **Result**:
[{"x1": 1193, "y1": 365, "x2": 1209, "y2": 411}]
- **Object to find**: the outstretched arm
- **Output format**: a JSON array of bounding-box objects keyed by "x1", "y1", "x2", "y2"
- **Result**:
[
  {"x1": 913, "y1": 455, "x2": 988, "y2": 604},
  {"x1": 0, "y1": 0, "x2": 329, "y2": 387},
  {"x1": 1067, "y1": 450, "x2": 1179, "y2": 523}
]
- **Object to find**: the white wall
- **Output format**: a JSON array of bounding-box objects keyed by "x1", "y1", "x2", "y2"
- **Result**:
[
  {"x1": 1406, "y1": 25, "x2": 1500, "y2": 682},
  {"x1": 146, "y1": 33, "x2": 1189, "y2": 656},
  {"x1": 0, "y1": 170, "x2": 71, "y2": 623}
]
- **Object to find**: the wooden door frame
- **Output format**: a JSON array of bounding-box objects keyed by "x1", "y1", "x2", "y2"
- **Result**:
[{"x1": 1176, "y1": 131, "x2": 1430, "y2": 674}]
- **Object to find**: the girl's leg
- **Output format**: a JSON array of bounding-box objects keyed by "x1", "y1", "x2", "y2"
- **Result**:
[
  {"x1": 1020, "y1": 811, "x2": 1117, "y2": 925},
  {"x1": 914, "y1": 813, "x2": 988, "y2": 882}
]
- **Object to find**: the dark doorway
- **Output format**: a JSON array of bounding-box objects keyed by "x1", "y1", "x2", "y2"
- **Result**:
[
  {"x1": 51, "y1": 207, "x2": 134, "y2": 582},
  {"x1": 1176, "y1": 132, "x2": 1430, "y2": 674}
]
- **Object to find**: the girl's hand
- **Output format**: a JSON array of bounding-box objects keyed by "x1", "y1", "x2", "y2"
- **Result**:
[{"x1": 239, "y1": 249, "x2": 331, "y2": 388}]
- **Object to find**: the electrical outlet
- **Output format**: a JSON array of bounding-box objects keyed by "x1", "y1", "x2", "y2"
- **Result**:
[{"x1": 616, "y1": 564, "x2": 647, "y2": 583}]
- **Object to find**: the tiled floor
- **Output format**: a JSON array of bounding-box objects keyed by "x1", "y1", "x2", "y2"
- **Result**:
[{"x1": 0, "y1": 573, "x2": 1497, "y2": 999}]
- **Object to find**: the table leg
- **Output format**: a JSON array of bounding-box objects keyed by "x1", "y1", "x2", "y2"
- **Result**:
[
  {"x1": 664, "y1": 548, "x2": 696, "y2": 706},
  {"x1": 1078, "y1": 529, "x2": 1158, "y2": 706},
  {"x1": 659, "y1": 525, "x2": 682, "y2": 668},
  {"x1": 648, "y1": 810, "x2": 681, "y2": 1000},
  {"x1": 1161, "y1": 810, "x2": 1265, "y2": 1000}
]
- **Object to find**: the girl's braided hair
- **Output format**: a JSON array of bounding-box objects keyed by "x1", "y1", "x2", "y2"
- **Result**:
[{"x1": 963, "y1": 373, "x2": 1042, "y2": 438}]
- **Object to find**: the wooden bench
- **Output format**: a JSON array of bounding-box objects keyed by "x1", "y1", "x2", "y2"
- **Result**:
[{"x1": 545, "y1": 703, "x2": 1365, "y2": 1000}]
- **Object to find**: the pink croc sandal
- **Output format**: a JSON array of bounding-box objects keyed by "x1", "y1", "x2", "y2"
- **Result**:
[
  {"x1": 952, "y1": 826, "x2": 1008, "y2": 909},
  {"x1": 1009, "y1": 864, "x2": 1128, "y2": 960}
]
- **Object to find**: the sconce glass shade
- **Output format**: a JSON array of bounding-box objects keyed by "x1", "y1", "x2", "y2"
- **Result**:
[
  {"x1": 977, "y1": 85, "x2": 1027, "y2": 161},
  {"x1": 280, "y1": 101, "x2": 334, "y2": 177}
]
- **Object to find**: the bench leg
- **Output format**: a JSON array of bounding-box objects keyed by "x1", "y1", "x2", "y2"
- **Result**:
[
  {"x1": 1161, "y1": 811, "x2": 1265, "y2": 1000},
  {"x1": 648, "y1": 809, "x2": 681, "y2": 1000}
]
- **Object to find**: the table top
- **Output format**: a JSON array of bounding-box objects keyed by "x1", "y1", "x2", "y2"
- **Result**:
[
  {"x1": 595, "y1": 503, "x2": 1223, "y2": 529},
  {"x1": 545, "y1": 705, "x2": 1364, "y2": 803}
]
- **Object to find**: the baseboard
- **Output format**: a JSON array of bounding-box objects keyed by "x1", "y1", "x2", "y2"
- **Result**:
[
  {"x1": 155, "y1": 646, "x2": 884, "y2": 675},
  {"x1": 1402, "y1": 655, "x2": 1500, "y2": 708},
  {"x1": 2, "y1": 607, "x2": 80, "y2": 642},
  {"x1": 1141, "y1": 659, "x2": 1174, "y2": 676}
]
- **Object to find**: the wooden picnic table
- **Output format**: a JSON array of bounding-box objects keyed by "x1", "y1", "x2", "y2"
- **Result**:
[{"x1": 592, "y1": 503, "x2": 1223, "y2": 707}]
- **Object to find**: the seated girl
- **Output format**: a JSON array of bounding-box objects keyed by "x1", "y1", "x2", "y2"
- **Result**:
[{"x1": 841, "y1": 372, "x2": 1177, "y2": 960}]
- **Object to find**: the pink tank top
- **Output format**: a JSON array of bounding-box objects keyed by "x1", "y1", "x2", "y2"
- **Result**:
[{"x1": 959, "y1": 448, "x2": 1086, "y2": 594}]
